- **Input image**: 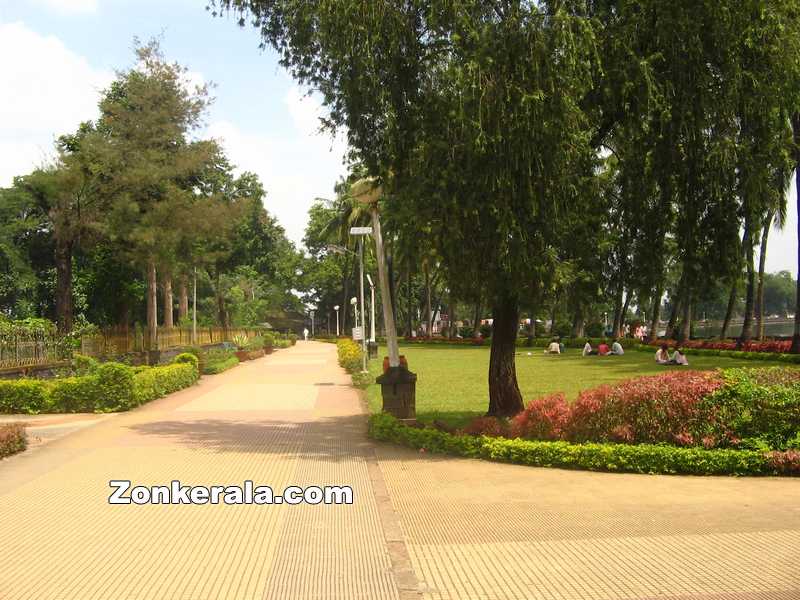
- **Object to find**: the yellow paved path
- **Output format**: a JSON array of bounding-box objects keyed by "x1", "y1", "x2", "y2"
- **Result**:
[{"x1": 0, "y1": 342, "x2": 798, "y2": 599}]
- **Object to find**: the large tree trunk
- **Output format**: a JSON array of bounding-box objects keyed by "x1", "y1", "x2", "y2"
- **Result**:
[
  {"x1": 739, "y1": 227, "x2": 757, "y2": 347},
  {"x1": 791, "y1": 113, "x2": 800, "y2": 352},
  {"x1": 178, "y1": 277, "x2": 189, "y2": 322},
  {"x1": 611, "y1": 281, "x2": 624, "y2": 338},
  {"x1": 406, "y1": 268, "x2": 414, "y2": 337},
  {"x1": 163, "y1": 274, "x2": 174, "y2": 328},
  {"x1": 721, "y1": 227, "x2": 749, "y2": 339},
  {"x1": 678, "y1": 289, "x2": 692, "y2": 343},
  {"x1": 756, "y1": 209, "x2": 775, "y2": 340},
  {"x1": 54, "y1": 238, "x2": 74, "y2": 333},
  {"x1": 146, "y1": 259, "x2": 158, "y2": 350},
  {"x1": 424, "y1": 264, "x2": 432, "y2": 337},
  {"x1": 571, "y1": 306, "x2": 584, "y2": 338},
  {"x1": 487, "y1": 292, "x2": 524, "y2": 417},
  {"x1": 646, "y1": 283, "x2": 663, "y2": 343},
  {"x1": 618, "y1": 292, "x2": 632, "y2": 338}
]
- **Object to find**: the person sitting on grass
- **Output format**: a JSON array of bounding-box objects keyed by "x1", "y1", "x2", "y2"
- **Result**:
[
  {"x1": 655, "y1": 343, "x2": 671, "y2": 364},
  {"x1": 671, "y1": 346, "x2": 689, "y2": 366},
  {"x1": 545, "y1": 338, "x2": 561, "y2": 354},
  {"x1": 558, "y1": 338, "x2": 565, "y2": 354},
  {"x1": 582, "y1": 340, "x2": 595, "y2": 356},
  {"x1": 597, "y1": 340, "x2": 610, "y2": 356},
  {"x1": 610, "y1": 338, "x2": 625, "y2": 356}
]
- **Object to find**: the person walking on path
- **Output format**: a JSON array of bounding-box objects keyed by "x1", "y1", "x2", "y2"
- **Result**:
[{"x1": 303, "y1": 327, "x2": 309, "y2": 341}]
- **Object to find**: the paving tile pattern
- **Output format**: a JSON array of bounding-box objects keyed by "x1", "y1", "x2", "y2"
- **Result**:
[{"x1": 1, "y1": 341, "x2": 799, "y2": 599}]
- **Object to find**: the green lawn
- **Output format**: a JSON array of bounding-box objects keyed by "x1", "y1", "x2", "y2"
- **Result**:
[{"x1": 365, "y1": 344, "x2": 788, "y2": 428}]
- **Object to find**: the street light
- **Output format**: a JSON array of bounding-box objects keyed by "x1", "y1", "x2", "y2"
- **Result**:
[
  {"x1": 349, "y1": 226, "x2": 372, "y2": 372},
  {"x1": 310, "y1": 309, "x2": 315, "y2": 338},
  {"x1": 334, "y1": 305, "x2": 340, "y2": 336},
  {"x1": 366, "y1": 274, "x2": 376, "y2": 343}
]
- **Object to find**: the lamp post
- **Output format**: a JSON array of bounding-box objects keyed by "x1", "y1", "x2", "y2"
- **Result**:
[
  {"x1": 366, "y1": 274, "x2": 376, "y2": 342},
  {"x1": 334, "y1": 305, "x2": 340, "y2": 336},
  {"x1": 310, "y1": 309, "x2": 315, "y2": 338}
]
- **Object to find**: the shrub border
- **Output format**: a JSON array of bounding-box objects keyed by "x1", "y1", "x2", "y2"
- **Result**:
[
  {"x1": 0, "y1": 422, "x2": 27, "y2": 458},
  {"x1": 634, "y1": 344, "x2": 800, "y2": 363},
  {"x1": 367, "y1": 413, "x2": 795, "y2": 476}
]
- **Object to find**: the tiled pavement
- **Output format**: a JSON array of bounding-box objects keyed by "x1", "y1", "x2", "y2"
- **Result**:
[{"x1": 0, "y1": 342, "x2": 798, "y2": 599}]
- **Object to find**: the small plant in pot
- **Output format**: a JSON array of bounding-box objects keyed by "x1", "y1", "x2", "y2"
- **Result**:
[
  {"x1": 246, "y1": 335, "x2": 266, "y2": 359},
  {"x1": 262, "y1": 332, "x2": 275, "y2": 354},
  {"x1": 232, "y1": 334, "x2": 251, "y2": 361}
]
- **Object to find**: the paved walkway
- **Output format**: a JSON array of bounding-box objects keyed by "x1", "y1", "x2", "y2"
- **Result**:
[{"x1": 0, "y1": 341, "x2": 798, "y2": 599}]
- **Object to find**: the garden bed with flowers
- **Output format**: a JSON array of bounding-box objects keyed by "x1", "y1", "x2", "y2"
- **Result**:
[{"x1": 369, "y1": 367, "x2": 800, "y2": 476}]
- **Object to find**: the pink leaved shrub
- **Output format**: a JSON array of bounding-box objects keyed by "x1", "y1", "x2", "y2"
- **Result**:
[{"x1": 509, "y1": 393, "x2": 570, "y2": 440}]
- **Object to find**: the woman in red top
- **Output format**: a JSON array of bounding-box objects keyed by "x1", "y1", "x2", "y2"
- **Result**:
[{"x1": 597, "y1": 341, "x2": 610, "y2": 355}]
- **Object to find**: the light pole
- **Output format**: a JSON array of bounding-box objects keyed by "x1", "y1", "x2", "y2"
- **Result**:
[
  {"x1": 334, "y1": 305, "x2": 340, "y2": 336},
  {"x1": 366, "y1": 274, "x2": 376, "y2": 343},
  {"x1": 192, "y1": 266, "x2": 197, "y2": 345},
  {"x1": 310, "y1": 309, "x2": 315, "y2": 338}
]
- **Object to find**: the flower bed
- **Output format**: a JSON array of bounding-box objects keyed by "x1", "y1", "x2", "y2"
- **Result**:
[
  {"x1": 461, "y1": 368, "x2": 800, "y2": 452},
  {"x1": 369, "y1": 413, "x2": 798, "y2": 476},
  {"x1": 0, "y1": 423, "x2": 26, "y2": 459}
]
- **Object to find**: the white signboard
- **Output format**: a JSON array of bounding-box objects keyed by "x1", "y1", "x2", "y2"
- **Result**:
[
  {"x1": 352, "y1": 326, "x2": 364, "y2": 341},
  {"x1": 349, "y1": 226, "x2": 373, "y2": 235}
]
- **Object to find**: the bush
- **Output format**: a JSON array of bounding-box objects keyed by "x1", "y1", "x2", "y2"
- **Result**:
[
  {"x1": 509, "y1": 393, "x2": 570, "y2": 440},
  {"x1": 0, "y1": 379, "x2": 50, "y2": 413},
  {"x1": 0, "y1": 423, "x2": 26, "y2": 458},
  {"x1": 247, "y1": 336, "x2": 265, "y2": 351},
  {"x1": 48, "y1": 376, "x2": 99, "y2": 412},
  {"x1": 204, "y1": 355, "x2": 239, "y2": 374},
  {"x1": 72, "y1": 353, "x2": 99, "y2": 376},
  {"x1": 94, "y1": 363, "x2": 135, "y2": 411},
  {"x1": 368, "y1": 413, "x2": 789, "y2": 476},
  {"x1": 262, "y1": 332, "x2": 275, "y2": 349},
  {"x1": 1, "y1": 360, "x2": 198, "y2": 414},
  {"x1": 173, "y1": 352, "x2": 199, "y2": 373},
  {"x1": 288, "y1": 333, "x2": 298, "y2": 346},
  {"x1": 337, "y1": 338, "x2": 363, "y2": 373}
]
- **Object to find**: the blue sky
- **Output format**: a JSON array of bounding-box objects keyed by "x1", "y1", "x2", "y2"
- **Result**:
[
  {"x1": 0, "y1": 0, "x2": 348, "y2": 247},
  {"x1": 0, "y1": 0, "x2": 797, "y2": 274}
]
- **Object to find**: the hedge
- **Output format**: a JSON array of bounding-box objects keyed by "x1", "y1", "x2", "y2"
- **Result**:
[
  {"x1": 0, "y1": 423, "x2": 26, "y2": 458},
  {"x1": 203, "y1": 355, "x2": 239, "y2": 375},
  {"x1": 634, "y1": 344, "x2": 800, "y2": 363},
  {"x1": 0, "y1": 358, "x2": 199, "y2": 414},
  {"x1": 368, "y1": 413, "x2": 797, "y2": 476},
  {"x1": 337, "y1": 338, "x2": 363, "y2": 373}
]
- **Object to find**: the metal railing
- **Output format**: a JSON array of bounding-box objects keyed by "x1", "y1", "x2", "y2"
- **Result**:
[{"x1": 80, "y1": 326, "x2": 266, "y2": 357}]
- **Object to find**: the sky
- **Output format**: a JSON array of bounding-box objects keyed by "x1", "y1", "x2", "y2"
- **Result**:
[
  {"x1": 0, "y1": 0, "x2": 797, "y2": 273},
  {"x1": 0, "y1": 0, "x2": 348, "y2": 249}
]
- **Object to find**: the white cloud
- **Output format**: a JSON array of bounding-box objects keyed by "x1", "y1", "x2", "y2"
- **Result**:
[
  {"x1": 208, "y1": 86, "x2": 348, "y2": 247},
  {"x1": 32, "y1": 0, "x2": 98, "y2": 14},
  {"x1": 0, "y1": 21, "x2": 112, "y2": 184}
]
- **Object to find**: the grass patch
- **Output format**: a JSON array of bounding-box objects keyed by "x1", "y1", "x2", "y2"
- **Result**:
[{"x1": 365, "y1": 343, "x2": 789, "y2": 428}]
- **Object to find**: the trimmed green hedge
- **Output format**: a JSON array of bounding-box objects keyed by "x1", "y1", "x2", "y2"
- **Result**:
[
  {"x1": 204, "y1": 355, "x2": 239, "y2": 374},
  {"x1": 634, "y1": 344, "x2": 800, "y2": 363},
  {"x1": 368, "y1": 413, "x2": 796, "y2": 476},
  {"x1": 0, "y1": 358, "x2": 199, "y2": 414},
  {"x1": 0, "y1": 423, "x2": 27, "y2": 458}
]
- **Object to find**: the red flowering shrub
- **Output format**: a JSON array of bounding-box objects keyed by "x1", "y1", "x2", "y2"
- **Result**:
[
  {"x1": 565, "y1": 371, "x2": 724, "y2": 445},
  {"x1": 462, "y1": 416, "x2": 507, "y2": 437},
  {"x1": 766, "y1": 450, "x2": 800, "y2": 475},
  {"x1": 510, "y1": 393, "x2": 570, "y2": 440}
]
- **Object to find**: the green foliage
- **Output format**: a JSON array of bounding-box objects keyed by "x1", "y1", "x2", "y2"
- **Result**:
[
  {"x1": 0, "y1": 423, "x2": 26, "y2": 458},
  {"x1": 261, "y1": 332, "x2": 274, "y2": 349},
  {"x1": 72, "y1": 353, "x2": 99, "y2": 376},
  {"x1": 132, "y1": 363, "x2": 198, "y2": 407},
  {"x1": 203, "y1": 353, "x2": 239, "y2": 374},
  {"x1": 368, "y1": 413, "x2": 784, "y2": 477},
  {"x1": 0, "y1": 379, "x2": 50, "y2": 414},
  {"x1": 337, "y1": 338, "x2": 362, "y2": 373},
  {"x1": 48, "y1": 376, "x2": 99, "y2": 413},
  {"x1": 247, "y1": 335, "x2": 265, "y2": 351},
  {"x1": 231, "y1": 333, "x2": 249, "y2": 350},
  {"x1": 173, "y1": 352, "x2": 200, "y2": 373},
  {"x1": 94, "y1": 363, "x2": 136, "y2": 411}
]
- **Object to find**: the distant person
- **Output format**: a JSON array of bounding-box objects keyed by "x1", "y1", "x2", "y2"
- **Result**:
[
  {"x1": 545, "y1": 338, "x2": 561, "y2": 354},
  {"x1": 671, "y1": 347, "x2": 689, "y2": 366},
  {"x1": 558, "y1": 339, "x2": 565, "y2": 354},
  {"x1": 610, "y1": 339, "x2": 624, "y2": 356},
  {"x1": 598, "y1": 341, "x2": 610, "y2": 356},
  {"x1": 303, "y1": 327, "x2": 309, "y2": 341},
  {"x1": 582, "y1": 340, "x2": 594, "y2": 356},
  {"x1": 655, "y1": 343, "x2": 670, "y2": 364}
]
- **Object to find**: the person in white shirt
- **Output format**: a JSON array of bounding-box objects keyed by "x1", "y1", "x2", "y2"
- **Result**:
[
  {"x1": 655, "y1": 344, "x2": 670, "y2": 364},
  {"x1": 671, "y1": 347, "x2": 689, "y2": 366},
  {"x1": 545, "y1": 339, "x2": 561, "y2": 354},
  {"x1": 582, "y1": 341, "x2": 593, "y2": 356},
  {"x1": 610, "y1": 339, "x2": 624, "y2": 355},
  {"x1": 303, "y1": 328, "x2": 309, "y2": 341}
]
